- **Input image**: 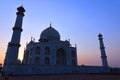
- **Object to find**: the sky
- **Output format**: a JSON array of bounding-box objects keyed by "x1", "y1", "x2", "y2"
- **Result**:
[{"x1": 0, "y1": 0, "x2": 120, "y2": 67}]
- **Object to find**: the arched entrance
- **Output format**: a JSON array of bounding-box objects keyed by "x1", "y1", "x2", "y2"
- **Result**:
[{"x1": 56, "y1": 48, "x2": 66, "y2": 65}]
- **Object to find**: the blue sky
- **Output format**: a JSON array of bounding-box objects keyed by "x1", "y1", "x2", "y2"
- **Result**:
[{"x1": 0, "y1": 0, "x2": 120, "y2": 67}]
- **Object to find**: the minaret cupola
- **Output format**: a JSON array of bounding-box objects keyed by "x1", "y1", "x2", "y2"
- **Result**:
[{"x1": 17, "y1": 6, "x2": 25, "y2": 14}]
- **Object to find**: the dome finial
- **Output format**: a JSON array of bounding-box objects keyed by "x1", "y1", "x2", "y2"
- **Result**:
[{"x1": 50, "y1": 22, "x2": 52, "y2": 27}]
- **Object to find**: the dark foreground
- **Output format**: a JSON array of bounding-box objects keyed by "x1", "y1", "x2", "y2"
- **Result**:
[{"x1": 0, "y1": 74, "x2": 120, "y2": 80}]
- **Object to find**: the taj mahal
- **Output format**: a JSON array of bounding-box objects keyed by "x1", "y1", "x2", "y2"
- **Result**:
[
  {"x1": 22, "y1": 23, "x2": 77, "y2": 66},
  {"x1": 2, "y1": 6, "x2": 110, "y2": 75}
]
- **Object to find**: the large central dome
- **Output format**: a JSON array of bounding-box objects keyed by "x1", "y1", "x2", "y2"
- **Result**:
[{"x1": 40, "y1": 24, "x2": 60, "y2": 41}]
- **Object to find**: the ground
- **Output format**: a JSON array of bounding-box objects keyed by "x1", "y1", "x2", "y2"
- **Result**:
[{"x1": 0, "y1": 74, "x2": 120, "y2": 80}]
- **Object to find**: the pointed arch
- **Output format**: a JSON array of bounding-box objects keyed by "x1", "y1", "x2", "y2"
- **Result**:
[
  {"x1": 34, "y1": 57, "x2": 40, "y2": 64},
  {"x1": 56, "y1": 48, "x2": 66, "y2": 65},
  {"x1": 25, "y1": 50, "x2": 29, "y2": 64},
  {"x1": 45, "y1": 47, "x2": 50, "y2": 55},
  {"x1": 71, "y1": 50, "x2": 75, "y2": 58},
  {"x1": 35, "y1": 46, "x2": 40, "y2": 55},
  {"x1": 45, "y1": 57, "x2": 50, "y2": 65},
  {"x1": 72, "y1": 59, "x2": 76, "y2": 65}
]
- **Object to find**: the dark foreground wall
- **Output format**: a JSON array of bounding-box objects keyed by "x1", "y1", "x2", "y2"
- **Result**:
[
  {"x1": 0, "y1": 74, "x2": 120, "y2": 80},
  {"x1": 2, "y1": 65, "x2": 110, "y2": 75}
]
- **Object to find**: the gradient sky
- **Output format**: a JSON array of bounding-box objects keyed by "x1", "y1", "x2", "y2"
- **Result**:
[{"x1": 0, "y1": 0, "x2": 120, "y2": 67}]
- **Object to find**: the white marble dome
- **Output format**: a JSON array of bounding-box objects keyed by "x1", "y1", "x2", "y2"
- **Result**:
[{"x1": 40, "y1": 25, "x2": 60, "y2": 41}]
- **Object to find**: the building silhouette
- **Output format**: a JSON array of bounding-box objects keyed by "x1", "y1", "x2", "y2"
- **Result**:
[
  {"x1": 2, "y1": 6, "x2": 109, "y2": 75},
  {"x1": 22, "y1": 23, "x2": 77, "y2": 66}
]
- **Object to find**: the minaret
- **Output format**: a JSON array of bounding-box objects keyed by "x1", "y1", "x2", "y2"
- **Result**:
[
  {"x1": 98, "y1": 33, "x2": 108, "y2": 67},
  {"x1": 4, "y1": 6, "x2": 25, "y2": 65}
]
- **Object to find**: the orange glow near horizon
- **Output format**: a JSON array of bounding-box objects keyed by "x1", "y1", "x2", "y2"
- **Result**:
[
  {"x1": 1, "y1": 43, "x2": 120, "y2": 67},
  {"x1": 0, "y1": 43, "x2": 101, "y2": 66},
  {"x1": 0, "y1": 46, "x2": 6, "y2": 65}
]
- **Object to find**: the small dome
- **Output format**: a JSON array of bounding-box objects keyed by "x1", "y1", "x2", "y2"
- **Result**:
[
  {"x1": 40, "y1": 25, "x2": 60, "y2": 41},
  {"x1": 98, "y1": 33, "x2": 102, "y2": 38}
]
